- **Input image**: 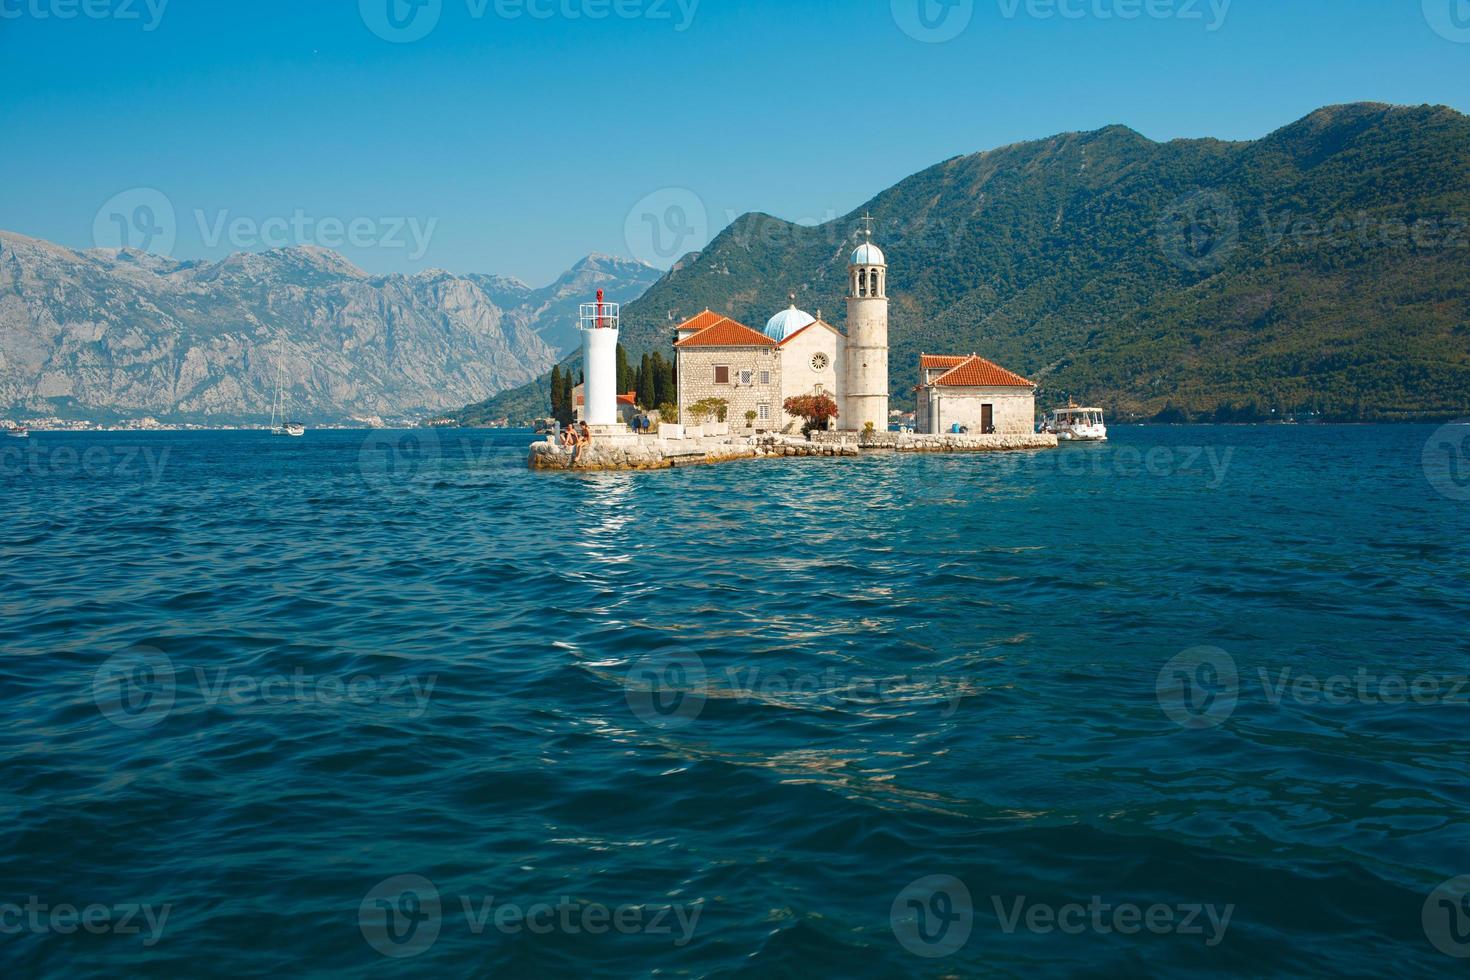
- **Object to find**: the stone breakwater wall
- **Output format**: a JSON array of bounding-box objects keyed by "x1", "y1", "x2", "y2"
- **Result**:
[
  {"x1": 894, "y1": 432, "x2": 1057, "y2": 452},
  {"x1": 528, "y1": 432, "x2": 1054, "y2": 471},
  {"x1": 811, "y1": 431, "x2": 1058, "y2": 452}
]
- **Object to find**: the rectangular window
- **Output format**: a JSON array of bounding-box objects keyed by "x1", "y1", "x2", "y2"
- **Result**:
[
  {"x1": 740, "y1": 370, "x2": 752, "y2": 385},
  {"x1": 759, "y1": 371, "x2": 770, "y2": 385},
  {"x1": 714, "y1": 365, "x2": 729, "y2": 384},
  {"x1": 758, "y1": 404, "x2": 770, "y2": 420}
]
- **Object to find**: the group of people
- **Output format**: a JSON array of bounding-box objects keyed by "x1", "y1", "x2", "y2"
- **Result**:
[{"x1": 558, "y1": 421, "x2": 593, "y2": 451}]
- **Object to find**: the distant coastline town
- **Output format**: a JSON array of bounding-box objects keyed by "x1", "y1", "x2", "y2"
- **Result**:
[{"x1": 0, "y1": 414, "x2": 403, "y2": 433}]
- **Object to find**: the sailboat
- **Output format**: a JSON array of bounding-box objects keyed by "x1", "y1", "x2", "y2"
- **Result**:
[{"x1": 270, "y1": 358, "x2": 307, "y2": 437}]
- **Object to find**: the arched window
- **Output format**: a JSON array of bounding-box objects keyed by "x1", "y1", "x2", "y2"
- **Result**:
[
  {"x1": 857, "y1": 271, "x2": 867, "y2": 297},
  {"x1": 869, "y1": 269, "x2": 879, "y2": 296}
]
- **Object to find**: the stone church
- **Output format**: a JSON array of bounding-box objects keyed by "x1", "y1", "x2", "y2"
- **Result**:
[{"x1": 672, "y1": 229, "x2": 1035, "y2": 435}]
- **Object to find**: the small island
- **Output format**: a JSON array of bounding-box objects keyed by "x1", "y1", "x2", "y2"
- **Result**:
[{"x1": 532, "y1": 231, "x2": 1059, "y2": 472}]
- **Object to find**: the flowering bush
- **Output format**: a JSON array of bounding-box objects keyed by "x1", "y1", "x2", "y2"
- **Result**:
[{"x1": 783, "y1": 394, "x2": 839, "y2": 434}]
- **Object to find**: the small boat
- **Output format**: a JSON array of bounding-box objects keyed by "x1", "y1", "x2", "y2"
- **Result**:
[
  {"x1": 5, "y1": 426, "x2": 28, "y2": 439},
  {"x1": 267, "y1": 356, "x2": 306, "y2": 436},
  {"x1": 1041, "y1": 403, "x2": 1108, "y2": 442}
]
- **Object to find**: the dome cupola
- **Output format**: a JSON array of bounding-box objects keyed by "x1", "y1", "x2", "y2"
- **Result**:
[
  {"x1": 849, "y1": 217, "x2": 888, "y2": 300},
  {"x1": 764, "y1": 297, "x2": 816, "y2": 341}
]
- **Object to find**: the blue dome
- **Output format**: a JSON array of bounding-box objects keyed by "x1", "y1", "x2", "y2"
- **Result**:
[
  {"x1": 764, "y1": 306, "x2": 816, "y2": 341},
  {"x1": 851, "y1": 242, "x2": 886, "y2": 266}
]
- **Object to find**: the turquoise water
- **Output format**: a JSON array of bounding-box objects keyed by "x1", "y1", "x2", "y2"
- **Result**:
[{"x1": 2, "y1": 425, "x2": 1469, "y2": 976}]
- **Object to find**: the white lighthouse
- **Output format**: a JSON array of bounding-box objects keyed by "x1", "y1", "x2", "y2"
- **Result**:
[
  {"x1": 580, "y1": 289, "x2": 620, "y2": 427},
  {"x1": 842, "y1": 219, "x2": 889, "y2": 432}
]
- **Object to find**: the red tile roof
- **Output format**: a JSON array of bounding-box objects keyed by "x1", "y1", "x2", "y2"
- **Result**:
[
  {"x1": 674, "y1": 317, "x2": 776, "y2": 348},
  {"x1": 920, "y1": 354, "x2": 971, "y2": 371},
  {"x1": 578, "y1": 392, "x2": 638, "y2": 406},
  {"x1": 675, "y1": 310, "x2": 728, "y2": 333},
  {"x1": 931, "y1": 355, "x2": 1035, "y2": 388}
]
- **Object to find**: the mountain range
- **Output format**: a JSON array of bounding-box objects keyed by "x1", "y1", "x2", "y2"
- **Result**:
[
  {"x1": 0, "y1": 233, "x2": 658, "y2": 423},
  {"x1": 461, "y1": 102, "x2": 1470, "y2": 425}
]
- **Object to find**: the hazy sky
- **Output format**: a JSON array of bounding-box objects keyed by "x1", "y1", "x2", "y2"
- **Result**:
[{"x1": 2, "y1": 0, "x2": 1468, "y2": 284}]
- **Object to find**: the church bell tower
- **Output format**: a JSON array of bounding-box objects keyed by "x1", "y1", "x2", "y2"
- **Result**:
[{"x1": 842, "y1": 216, "x2": 889, "y2": 432}]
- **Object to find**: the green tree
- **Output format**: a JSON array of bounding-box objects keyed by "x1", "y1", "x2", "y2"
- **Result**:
[
  {"x1": 616, "y1": 344, "x2": 633, "y2": 394},
  {"x1": 784, "y1": 394, "x2": 839, "y2": 434},
  {"x1": 550, "y1": 364, "x2": 577, "y2": 426},
  {"x1": 637, "y1": 353, "x2": 656, "y2": 408},
  {"x1": 654, "y1": 352, "x2": 676, "y2": 408}
]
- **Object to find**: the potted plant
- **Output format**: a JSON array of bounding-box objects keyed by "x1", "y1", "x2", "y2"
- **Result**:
[{"x1": 688, "y1": 398, "x2": 729, "y2": 437}]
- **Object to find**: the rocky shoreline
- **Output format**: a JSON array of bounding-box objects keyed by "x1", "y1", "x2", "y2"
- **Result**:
[{"x1": 528, "y1": 432, "x2": 1057, "y2": 471}]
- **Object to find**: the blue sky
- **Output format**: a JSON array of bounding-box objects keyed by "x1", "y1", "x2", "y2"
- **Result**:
[{"x1": 1, "y1": 0, "x2": 1467, "y2": 284}]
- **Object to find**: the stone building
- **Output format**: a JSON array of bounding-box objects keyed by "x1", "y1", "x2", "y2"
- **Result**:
[
  {"x1": 673, "y1": 316, "x2": 782, "y2": 429},
  {"x1": 914, "y1": 354, "x2": 1037, "y2": 434}
]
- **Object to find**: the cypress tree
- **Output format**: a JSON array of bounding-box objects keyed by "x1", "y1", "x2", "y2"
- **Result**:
[
  {"x1": 549, "y1": 365, "x2": 563, "y2": 421},
  {"x1": 654, "y1": 353, "x2": 676, "y2": 408},
  {"x1": 638, "y1": 353, "x2": 655, "y2": 408},
  {"x1": 616, "y1": 344, "x2": 633, "y2": 394}
]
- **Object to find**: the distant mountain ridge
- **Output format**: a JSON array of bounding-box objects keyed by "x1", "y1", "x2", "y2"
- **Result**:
[
  {"x1": 0, "y1": 234, "x2": 658, "y2": 422},
  {"x1": 461, "y1": 102, "x2": 1470, "y2": 425}
]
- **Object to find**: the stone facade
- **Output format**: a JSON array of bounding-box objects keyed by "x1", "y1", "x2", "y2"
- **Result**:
[
  {"x1": 675, "y1": 345, "x2": 782, "y2": 432},
  {"x1": 776, "y1": 321, "x2": 841, "y2": 432},
  {"x1": 841, "y1": 256, "x2": 889, "y2": 432},
  {"x1": 918, "y1": 386, "x2": 1036, "y2": 435}
]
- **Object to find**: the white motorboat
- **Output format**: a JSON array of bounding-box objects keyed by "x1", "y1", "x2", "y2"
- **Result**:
[
  {"x1": 5, "y1": 425, "x2": 28, "y2": 438},
  {"x1": 1041, "y1": 404, "x2": 1108, "y2": 442}
]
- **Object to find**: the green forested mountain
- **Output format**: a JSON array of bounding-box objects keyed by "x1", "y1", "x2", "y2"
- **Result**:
[{"x1": 460, "y1": 102, "x2": 1470, "y2": 425}]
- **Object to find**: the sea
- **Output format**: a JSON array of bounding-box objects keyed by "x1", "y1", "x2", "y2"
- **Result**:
[{"x1": 2, "y1": 423, "x2": 1469, "y2": 977}]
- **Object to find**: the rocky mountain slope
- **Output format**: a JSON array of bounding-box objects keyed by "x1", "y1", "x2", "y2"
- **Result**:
[
  {"x1": 463, "y1": 103, "x2": 1470, "y2": 424},
  {"x1": 0, "y1": 234, "x2": 658, "y2": 423}
]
